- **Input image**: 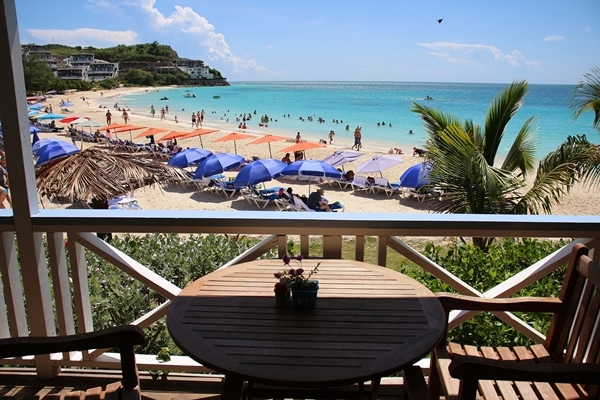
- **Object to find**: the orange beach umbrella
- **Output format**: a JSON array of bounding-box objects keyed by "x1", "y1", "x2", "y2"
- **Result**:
[
  {"x1": 134, "y1": 127, "x2": 169, "y2": 140},
  {"x1": 279, "y1": 141, "x2": 326, "y2": 153},
  {"x1": 158, "y1": 130, "x2": 192, "y2": 142},
  {"x1": 110, "y1": 124, "x2": 147, "y2": 141},
  {"x1": 246, "y1": 134, "x2": 289, "y2": 158},
  {"x1": 98, "y1": 123, "x2": 128, "y2": 131},
  {"x1": 180, "y1": 128, "x2": 220, "y2": 148},
  {"x1": 213, "y1": 132, "x2": 255, "y2": 155}
]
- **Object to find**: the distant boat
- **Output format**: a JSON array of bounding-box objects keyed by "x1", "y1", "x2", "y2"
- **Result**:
[
  {"x1": 160, "y1": 96, "x2": 169, "y2": 100},
  {"x1": 184, "y1": 93, "x2": 196, "y2": 98},
  {"x1": 213, "y1": 95, "x2": 220, "y2": 99},
  {"x1": 424, "y1": 95, "x2": 434, "y2": 100}
]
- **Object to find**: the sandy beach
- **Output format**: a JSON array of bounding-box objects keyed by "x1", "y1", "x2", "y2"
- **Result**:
[{"x1": 32, "y1": 87, "x2": 600, "y2": 216}]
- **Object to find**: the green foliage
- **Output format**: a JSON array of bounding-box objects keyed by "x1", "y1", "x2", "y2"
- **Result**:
[
  {"x1": 412, "y1": 80, "x2": 600, "y2": 249},
  {"x1": 85, "y1": 233, "x2": 273, "y2": 355},
  {"x1": 24, "y1": 42, "x2": 226, "y2": 91},
  {"x1": 401, "y1": 238, "x2": 567, "y2": 347}
]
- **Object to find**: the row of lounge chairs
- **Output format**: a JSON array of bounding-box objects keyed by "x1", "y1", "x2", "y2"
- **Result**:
[{"x1": 330, "y1": 175, "x2": 443, "y2": 202}]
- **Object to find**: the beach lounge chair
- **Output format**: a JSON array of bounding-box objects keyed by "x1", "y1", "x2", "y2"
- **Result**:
[
  {"x1": 241, "y1": 186, "x2": 281, "y2": 209},
  {"x1": 289, "y1": 195, "x2": 315, "y2": 212},
  {"x1": 372, "y1": 177, "x2": 401, "y2": 197},
  {"x1": 213, "y1": 180, "x2": 239, "y2": 198},
  {"x1": 351, "y1": 176, "x2": 374, "y2": 194}
]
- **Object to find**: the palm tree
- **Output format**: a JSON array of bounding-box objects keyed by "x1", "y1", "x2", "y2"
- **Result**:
[
  {"x1": 412, "y1": 81, "x2": 600, "y2": 249},
  {"x1": 570, "y1": 67, "x2": 600, "y2": 131}
]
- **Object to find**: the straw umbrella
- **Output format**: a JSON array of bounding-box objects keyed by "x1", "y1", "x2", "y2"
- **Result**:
[{"x1": 35, "y1": 147, "x2": 189, "y2": 204}]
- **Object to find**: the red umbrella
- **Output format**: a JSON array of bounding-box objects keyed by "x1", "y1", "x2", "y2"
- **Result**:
[
  {"x1": 246, "y1": 134, "x2": 289, "y2": 158},
  {"x1": 60, "y1": 116, "x2": 90, "y2": 124},
  {"x1": 213, "y1": 132, "x2": 255, "y2": 155}
]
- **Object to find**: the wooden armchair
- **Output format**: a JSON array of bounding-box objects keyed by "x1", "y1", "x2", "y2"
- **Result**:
[
  {"x1": 0, "y1": 325, "x2": 145, "y2": 400},
  {"x1": 428, "y1": 243, "x2": 600, "y2": 400}
]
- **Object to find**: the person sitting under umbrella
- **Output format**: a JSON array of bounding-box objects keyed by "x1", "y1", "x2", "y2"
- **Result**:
[
  {"x1": 308, "y1": 188, "x2": 331, "y2": 211},
  {"x1": 307, "y1": 188, "x2": 344, "y2": 212}
]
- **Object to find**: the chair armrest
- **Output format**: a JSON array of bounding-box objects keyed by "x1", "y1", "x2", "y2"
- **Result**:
[
  {"x1": 436, "y1": 293, "x2": 562, "y2": 314},
  {"x1": 0, "y1": 325, "x2": 145, "y2": 390},
  {"x1": 450, "y1": 355, "x2": 600, "y2": 385}
]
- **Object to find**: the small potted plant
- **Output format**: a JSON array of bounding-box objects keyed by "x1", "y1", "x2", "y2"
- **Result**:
[{"x1": 274, "y1": 255, "x2": 320, "y2": 309}]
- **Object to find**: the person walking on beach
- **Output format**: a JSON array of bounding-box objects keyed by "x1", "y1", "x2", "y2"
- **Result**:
[
  {"x1": 69, "y1": 124, "x2": 77, "y2": 145},
  {"x1": 150, "y1": 105, "x2": 155, "y2": 118},
  {"x1": 200, "y1": 110, "x2": 205, "y2": 127},
  {"x1": 105, "y1": 110, "x2": 112, "y2": 124},
  {"x1": 160, "y1": 108, "x2": 166, "y2": 120},
  {"x1": 329, "y1": 130, "x2": 335, "y2": 144},
  {"x1": 352, "y1": 127, "x2": 362, "y2": 150},
  {"x1": 296, "y1": 132, "x2": 302, "y2": 143},
  {"x1": 191, "y1": 112, "x2": 197, "y2": 127},
  {"x1": 122, "y1": 109, "x2": 129, "y2": 124}
]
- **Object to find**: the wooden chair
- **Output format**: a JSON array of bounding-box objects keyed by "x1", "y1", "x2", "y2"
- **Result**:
[
  {"x1": 426, "y1": 243, "x2": 600, "y2": 399},
  {"x1": 0, "y1": 325, "x2": 145, "y2": 400}
]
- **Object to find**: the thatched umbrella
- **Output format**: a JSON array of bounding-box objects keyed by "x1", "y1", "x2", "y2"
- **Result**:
[{"x1": 36, "y1": 147, "x2": 189, "y2": 204}]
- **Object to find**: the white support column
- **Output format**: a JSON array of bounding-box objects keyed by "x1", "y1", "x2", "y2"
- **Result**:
[
  {"x1": 0, "y1": 1, "x2": 57, "y2": 378},
  {"x1": 47, "y1": 232, "x2": 76, "y2": 337}
]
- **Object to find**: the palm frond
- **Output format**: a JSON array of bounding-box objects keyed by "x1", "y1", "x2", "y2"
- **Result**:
[
  {"x1": 570, "y1": 67, "x2": 600, "y2": 131},
  {"x1": 501, "y1": 116, "x2": 538, "y2": 176},
  {"x1": 483, "y1": 81, "x2": 528, "y2": 163},
  {"x1": 410, "y1": 102, "x2": 461, "y2": 135},
  {"x1": 516, "y1": 135, "x2": 600, "y2": 214}
]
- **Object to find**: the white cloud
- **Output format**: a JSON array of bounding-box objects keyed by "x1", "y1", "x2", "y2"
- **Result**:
[
  {"x1": 26, "y1": 28, "x2": 138, "y2": 47},
  {"x1": 418, "y1": 42, "x2": 539, "y2": 67},
  {"x1": 137, "y1": 0, "x2": 269, "y2": 76},
  {"x1": 544, "y1": 35, "x2": 564, "y2": 42}
]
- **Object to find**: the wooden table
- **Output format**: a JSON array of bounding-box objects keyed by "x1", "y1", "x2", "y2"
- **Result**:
[{"x1": 167, "y1": 259, "x2": 445, "y2": 398}]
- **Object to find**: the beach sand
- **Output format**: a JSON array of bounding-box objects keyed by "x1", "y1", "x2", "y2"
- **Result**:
[{"x1": 33, "y1": 87, "x2": 600, "y2": 216}]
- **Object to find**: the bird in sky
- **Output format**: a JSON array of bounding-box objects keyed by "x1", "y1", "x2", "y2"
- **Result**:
[{"x1": 437, "y1": 19, "x2": 443, "y2": 23}]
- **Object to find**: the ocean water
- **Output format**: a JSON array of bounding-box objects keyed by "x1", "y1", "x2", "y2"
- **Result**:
[{"x1": 117, "y1": 82, "x2": 597, "y2": 159}]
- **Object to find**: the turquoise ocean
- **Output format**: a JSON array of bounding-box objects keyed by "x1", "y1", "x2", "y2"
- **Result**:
[{"x1": 117, "y1": 82, "x2": 597, "y2": 160}]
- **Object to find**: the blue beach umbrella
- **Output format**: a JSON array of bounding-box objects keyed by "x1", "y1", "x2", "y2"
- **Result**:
[
  {"x1": 233, "y1": 158, "x2": 287, "y2": 189},
  {"x1": 34, "y1": 113, "x2": 65, "y2": 121},
  {"x1": 168, "y1": 148, "x2": 213, "y2": 168},
  {"x1": 35, "y1": 141, "x2": 80, "y2": 166},
  {"x1": 32, "y1": 138, "x2": 57, "y2": 154},
  {"x1": 28, "y1": 103, "x2": 44, "y2": 110},
  {"x1": 280, "y1": 159, "x2": 342, "y2": 193},
  {"x1": 193, "y1": 152, "x2": 245, "y2": 179},
  {"x1": 60, "y1": 101, "x2": 74, "y2": 107},
  {"x1": 280, "y1": 160, "x2": 342, "y2": 179},
  {"x1": 399, "y1": 162, "x2": 432, "y2": 189}
]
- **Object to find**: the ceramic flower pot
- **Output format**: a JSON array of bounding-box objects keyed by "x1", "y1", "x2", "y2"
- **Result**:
[{"x1": 291, "y1": 280, "x2": 319, "y2": 309}]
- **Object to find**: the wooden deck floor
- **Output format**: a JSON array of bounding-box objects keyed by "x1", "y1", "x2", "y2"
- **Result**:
[{"x1": 0, "y1": 369, "x2": 407, "y2": 399}]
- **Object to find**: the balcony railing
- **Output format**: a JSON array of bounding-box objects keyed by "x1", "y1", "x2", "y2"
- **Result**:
[{"x1": 1, "y1": 209, "x2": 598, "y2": 379}]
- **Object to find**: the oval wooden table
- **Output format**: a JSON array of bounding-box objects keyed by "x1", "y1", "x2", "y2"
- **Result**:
[{"x1": 167, "y1": 259, "x2": 445, "y2": 399}]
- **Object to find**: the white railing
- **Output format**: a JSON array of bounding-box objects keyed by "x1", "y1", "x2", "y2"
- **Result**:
[{"x1": 1, "y1": 210, "x2": 599, "y2": 377}]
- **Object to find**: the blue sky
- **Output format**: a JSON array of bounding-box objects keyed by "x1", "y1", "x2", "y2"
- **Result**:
[{"x1": 16, "y1": 0, "x2": 599, "y2": 84}]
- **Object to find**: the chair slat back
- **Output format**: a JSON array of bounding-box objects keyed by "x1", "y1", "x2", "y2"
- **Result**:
[{"x1": 545, "y1": 244, "x2": 600, "y2": 395}]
